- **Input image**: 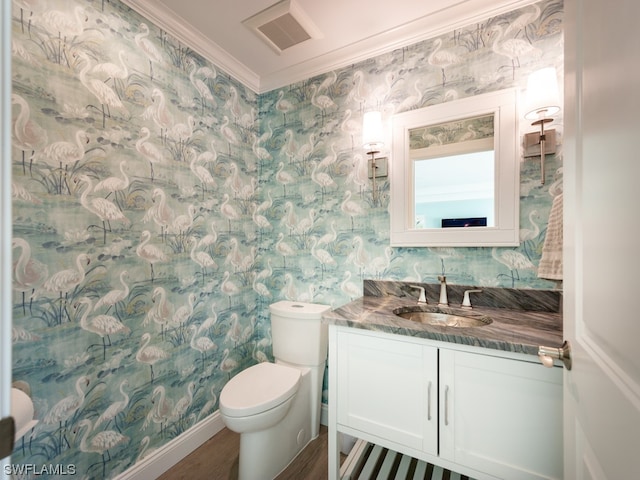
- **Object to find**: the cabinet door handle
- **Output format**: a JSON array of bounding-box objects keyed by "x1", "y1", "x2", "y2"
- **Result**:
[
  {"x1": 427, "y1": 381, "x2": 432, "y2": 421},
  {"x1": 444, "y1": 385, "x2": 450, "y2": 426}
]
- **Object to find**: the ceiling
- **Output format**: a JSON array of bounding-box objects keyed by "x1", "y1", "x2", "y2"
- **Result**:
[{"x1": 122, "y1": 0, "x2": 536, "y2": 93}]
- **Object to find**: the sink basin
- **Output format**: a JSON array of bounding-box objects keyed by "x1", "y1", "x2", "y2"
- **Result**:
[{"x1": 393, "y1": 305, "x2": 493, "y2": 328}]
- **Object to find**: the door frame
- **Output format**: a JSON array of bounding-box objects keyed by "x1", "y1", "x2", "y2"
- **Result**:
[{"x1": 1, "y1": 0, "x2": 13, "y2": 473}]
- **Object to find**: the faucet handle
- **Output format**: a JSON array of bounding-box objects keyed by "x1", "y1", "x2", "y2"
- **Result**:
[
  {"x1": 461, "y1": 289, "x2": 482, "y2": 309},
  {"x1": 409, "y1": 285, "x2": 427, "y2": 303}
]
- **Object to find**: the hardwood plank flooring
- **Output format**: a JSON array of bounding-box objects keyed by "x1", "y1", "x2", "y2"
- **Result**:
[{"x1": 158, "y1": 425, "x2": 336, "y2": 480}]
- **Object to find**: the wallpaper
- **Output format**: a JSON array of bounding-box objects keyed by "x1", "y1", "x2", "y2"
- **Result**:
[
  {"x1": 10, "y1": 0, "x2": 563, "y2": 477},
  {"x1": 410, "y1": 114, "x2": 495, "y2": 149}
]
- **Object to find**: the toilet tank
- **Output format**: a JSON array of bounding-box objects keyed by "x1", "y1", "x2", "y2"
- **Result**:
[{"x1": 270, "y1": 301, "x2": 331, "y2": 366}]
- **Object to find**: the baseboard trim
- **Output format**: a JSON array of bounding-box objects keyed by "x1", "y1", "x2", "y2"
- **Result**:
[
  {"x1": 114, "y1": 411, "x2": 225, "y2": 480},
  {"x1": 117, "y1": 404, "x2": 328, "y2": 479}
]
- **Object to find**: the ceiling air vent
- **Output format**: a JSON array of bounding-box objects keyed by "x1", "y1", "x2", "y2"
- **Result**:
[{"x1": 242, "y1": 0, "x2": 323, "y2": 54}]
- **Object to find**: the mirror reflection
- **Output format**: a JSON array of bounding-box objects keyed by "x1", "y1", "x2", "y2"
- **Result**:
[{"x1": 410, "y1": 114, "x2": 495, "y2": 229}]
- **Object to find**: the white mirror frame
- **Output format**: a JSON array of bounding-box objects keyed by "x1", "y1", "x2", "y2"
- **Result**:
[{"x1": 390, "y1": 88, "x2": 520, "y2": 247}]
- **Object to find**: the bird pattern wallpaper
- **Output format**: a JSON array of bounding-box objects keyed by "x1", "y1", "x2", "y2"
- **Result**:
[{"x1": 10, "y1": 0, "x2": 563, "y2": 477}]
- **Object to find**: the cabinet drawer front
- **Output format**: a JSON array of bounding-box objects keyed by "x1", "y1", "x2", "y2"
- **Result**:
[{"x1": 336, "y1": 331, "x2": 438, "y2": 453}]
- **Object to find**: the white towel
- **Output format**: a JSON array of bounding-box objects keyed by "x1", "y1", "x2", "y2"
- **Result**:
[{"x1": 538, "y1": 193, "x2": 563, "y2": 280}]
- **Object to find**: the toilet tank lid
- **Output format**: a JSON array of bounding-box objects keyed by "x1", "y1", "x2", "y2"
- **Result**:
[
  {"x1": 269, "y1": 301, "x2": 331, "y2": 319},
  {"x1": 220, "y1": 362, "x2": 300, "y2": 417}
]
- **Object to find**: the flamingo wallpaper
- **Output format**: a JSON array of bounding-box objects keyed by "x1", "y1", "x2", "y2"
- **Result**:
[{"x1": 10, "y1": 0, "x2": 563, "y2": 477}]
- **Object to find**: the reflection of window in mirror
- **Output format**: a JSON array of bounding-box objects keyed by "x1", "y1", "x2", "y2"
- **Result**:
[{"x1": 410, "y1": 114, "x2": 495, "y2": 229}]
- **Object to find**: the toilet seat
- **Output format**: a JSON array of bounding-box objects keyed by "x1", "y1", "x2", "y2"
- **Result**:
[{"x1": 220, "y1": 362, "x2": 300, "y2": 418}]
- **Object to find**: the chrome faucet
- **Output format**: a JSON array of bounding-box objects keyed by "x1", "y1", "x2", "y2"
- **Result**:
[{"x1": 437, "y1": 275, "x2": 448, "y2": 306}]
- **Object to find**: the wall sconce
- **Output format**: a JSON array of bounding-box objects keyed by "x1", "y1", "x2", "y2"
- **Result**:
[
  {"x1": 362, "y1": 111, "x2": 386, "y2": 206},
  {"x1": 523, "y1": 67, "x2": 561, "y2": 185}
]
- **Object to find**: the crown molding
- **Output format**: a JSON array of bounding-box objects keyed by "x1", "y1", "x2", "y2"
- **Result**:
[
  {"x1": 121, "y1": 0, "x2": 261, "y2": 92},
  {"x1": 122, "y1": 0, "x2": 537, "y2": 94},
  {"x1": 258, "y1": 0, "x2": 537, "y2": 92}
]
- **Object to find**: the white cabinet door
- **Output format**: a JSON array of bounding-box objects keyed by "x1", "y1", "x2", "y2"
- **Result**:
[
  {"x1": 439, "y1": 349, "x2": 563, "y2": 480},
  {"x1": 336, "y1": 329, "x2": 438, "y2": 454}
]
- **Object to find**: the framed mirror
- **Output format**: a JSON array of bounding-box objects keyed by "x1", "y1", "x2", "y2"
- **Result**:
[{"x1": 390, "y1": 89, "x2": 520, "y2": 247}]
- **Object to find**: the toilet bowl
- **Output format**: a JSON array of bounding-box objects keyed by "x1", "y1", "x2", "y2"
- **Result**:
[
  {"x1": 219, "y1": 301, "x2": 330, "y2": 480},
  {"x1": 219, "y1": 362, "x2": 300, "y2": 433}
]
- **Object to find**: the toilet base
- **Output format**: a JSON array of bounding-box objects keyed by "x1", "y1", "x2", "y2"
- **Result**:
[
  {"x1": 238, "y1": 424, "x2": 312, "y2": 480},
  {"x1": 237, "y1": 367, "x2": 315, "y2": 480}
]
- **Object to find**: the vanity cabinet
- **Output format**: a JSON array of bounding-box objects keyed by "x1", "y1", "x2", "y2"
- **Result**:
[{"x1": 329, "y1": 325, "x2": 563, "y2": 480}]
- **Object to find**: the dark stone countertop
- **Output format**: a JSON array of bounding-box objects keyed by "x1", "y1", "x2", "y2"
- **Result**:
[{"x1": 322, "y1": 280, "x2": 563, "y2": 357}]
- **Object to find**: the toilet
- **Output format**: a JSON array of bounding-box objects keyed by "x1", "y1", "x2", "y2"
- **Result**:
[{"x1": 219, "y1": 300, "x2": 331, "y2": 480}]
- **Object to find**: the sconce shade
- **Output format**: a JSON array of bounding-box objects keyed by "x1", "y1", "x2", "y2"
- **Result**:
[
  {"x1": 524, "y1": 67, "x2": 561, "y2": 120},
  {"x1": 362, "y1": 111, "x2": 384, "y2": 152}
]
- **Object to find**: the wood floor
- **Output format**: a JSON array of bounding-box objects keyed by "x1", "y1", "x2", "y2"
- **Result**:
[{"x1": 158, "y1": 425, "x2": 336, "y2": 480}]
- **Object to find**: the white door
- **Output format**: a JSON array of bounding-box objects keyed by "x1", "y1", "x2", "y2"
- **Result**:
[{"x1": 563, "y1": 0, "x2": 640, "y2": 478}]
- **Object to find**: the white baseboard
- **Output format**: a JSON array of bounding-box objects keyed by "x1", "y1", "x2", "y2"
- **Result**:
[
  {"x1": 117, "y1": 404, "x2": 329, "y2": 480},
  {"x1": 115, "y1": 411, "x2": 225, "y2": 480}
]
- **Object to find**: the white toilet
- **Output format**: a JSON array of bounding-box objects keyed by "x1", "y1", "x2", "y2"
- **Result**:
[{"x1": 219, "y1": 300, "x2": 331, "y2": 480}]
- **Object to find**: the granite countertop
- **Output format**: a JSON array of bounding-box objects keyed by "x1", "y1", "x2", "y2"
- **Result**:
[{"x1": 322, "y1": 281, "x2": 564, "y2": 357}]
